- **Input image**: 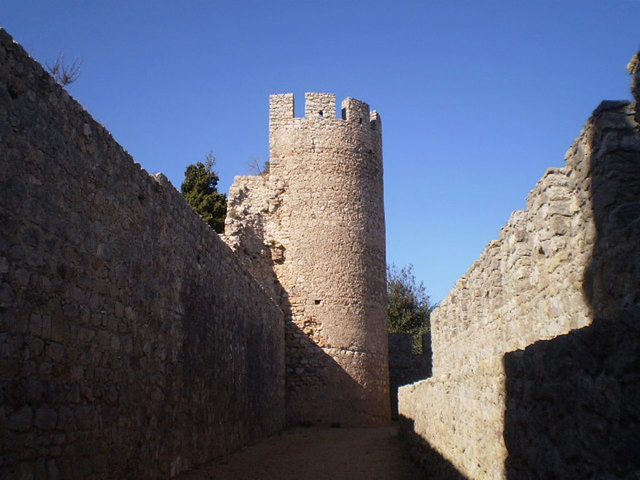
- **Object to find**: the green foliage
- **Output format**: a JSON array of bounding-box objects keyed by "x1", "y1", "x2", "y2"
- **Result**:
[
  {"x1": 181, "y1": 153, "x2": 227, "y2": 234},
  {"x1": 387, "y1": 263, "x2": 433, "y2": 352}
]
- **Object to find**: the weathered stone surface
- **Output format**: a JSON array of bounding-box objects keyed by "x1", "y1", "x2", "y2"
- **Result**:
[
  {"x1": 388, "y1": 333, "x2": 431, "y2": 419},
  {"x1": 0, "y1": 29, "x2": 285, "y2": 479},
  {"x1": 628, "y1": 51, "x2": 640, "y2": 122},
  {"x1": 224, "y1": 93, "x2": 390, "y2": 427},
  {"x1": 503, "y1": 313, "x2": 640, "y2": 479},
  {"x1": 399, "y1": 63, "x2": 640, "y2": 479}
]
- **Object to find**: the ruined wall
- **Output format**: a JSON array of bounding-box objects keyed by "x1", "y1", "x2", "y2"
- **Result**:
[
  {"x1": 399, "y1": 68, "x2": 640, "y2": 478},
  {"x1": 0, "y1": 29, "x2": 285, "y2": 479},
  {"x1": 225, "y1": 93, "x2": 390, "y2": 427}
]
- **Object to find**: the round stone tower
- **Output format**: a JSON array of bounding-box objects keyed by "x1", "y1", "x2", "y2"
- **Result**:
[{"x1": 225, "y1": 92, "x2": 390, "y2": 426}]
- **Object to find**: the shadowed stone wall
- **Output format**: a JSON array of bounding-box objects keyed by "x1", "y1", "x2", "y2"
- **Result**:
[
  {"x1": 388, "y1": 333, "x2": 431, "y2": 419},
  {"x1": 0, "y1": 29, "x2": 285, "y2": 479},
  {"x1": 399, "y1": 62, "x2": 640, "y2": 479}
]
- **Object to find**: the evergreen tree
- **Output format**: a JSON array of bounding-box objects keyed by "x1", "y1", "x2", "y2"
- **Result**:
[
  {"x1": 181, "y1": 153, "x2": 227, "y2": 234},
  {"x1": 387, "y1": 263, "x2": 433, "y2": 351}
]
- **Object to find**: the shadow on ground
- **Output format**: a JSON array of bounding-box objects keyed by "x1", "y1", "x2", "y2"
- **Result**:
[{"x1": 177, "y1": 424, "x2": 427, "y2": 480}]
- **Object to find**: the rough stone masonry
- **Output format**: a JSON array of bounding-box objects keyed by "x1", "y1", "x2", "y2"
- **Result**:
[
  {"x1": 224, "y1": 92, "x2": 391, "y2": 427},
  {"x1": 399, "y1": 53, "x2": 640, "y2": 479},
  {"x1": 0, "y1": 29, "x2": 285, "y2": 479},
  {"x1": 0, "y1": 28, "x2": 392, "y2": 479}
]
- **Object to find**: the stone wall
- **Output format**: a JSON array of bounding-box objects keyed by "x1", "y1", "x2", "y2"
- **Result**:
[
  {"x1": 387, "y1": 333, "x2": 431, "y2": 419},
  {"x1": 399, "y1": 67, "x2": 640, "y2": 478},
  {"x1": 0, "y1": 29, "x2": 285, "y2": 479},
  {"x1": 225, "y1": 93, "x2": 390, "y2": 427}
]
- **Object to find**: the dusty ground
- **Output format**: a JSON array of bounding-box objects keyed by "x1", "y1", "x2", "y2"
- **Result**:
[{"x1": 178, "y1": 424, "x2": 427, "y2": 480}]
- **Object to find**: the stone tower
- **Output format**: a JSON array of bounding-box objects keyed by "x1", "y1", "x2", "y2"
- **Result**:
[{"x1": 224, "y1": 92, "x2": 390, "y2": 426}]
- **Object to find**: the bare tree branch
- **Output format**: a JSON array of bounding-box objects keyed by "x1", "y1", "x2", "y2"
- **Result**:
[
  {"x1": 46, "y1": 52, "x2": 82, "y2": 86},
  {"x1": 248, "y1": 156, "x2": 270, "y2": 175}
]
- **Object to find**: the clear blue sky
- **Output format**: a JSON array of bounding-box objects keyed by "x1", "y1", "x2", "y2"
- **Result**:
[{"x1": 3, "y1": 1, "x2": 639, "y2": 303}]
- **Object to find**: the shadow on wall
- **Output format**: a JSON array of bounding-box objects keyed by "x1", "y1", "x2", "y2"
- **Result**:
[
  {"x1": 178, "y1": 276, "x2": 285, "y2": 456},
  {"x1": 388, "y1": 333, "x2": 432, "y2": 419},
  {"x1": 224, "y1": 212, "x2": 381, "y2": 427},
  {"x1": 0, "y1": 28, "x2": 287, "y2": 479},
  {"x1": 279, "y1": 291, "x2": 385, "y2": 428},
  {"x1": 503, "y1": 100, "x2": 640, "y2": 478},
  {"x1": 398, "y1": 415, "x2": 468, "y2": 480},
  {"x1": 504, "y1": 315, "x2": 640, "y2": 478}
]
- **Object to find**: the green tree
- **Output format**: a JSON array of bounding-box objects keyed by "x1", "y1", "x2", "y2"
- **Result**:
[
  {"x1": 387, "y1": 263, "x2": 433, "y2": 352},
  {"x1": 181, "y1": 152, "x2": 227, "y2": 234}
]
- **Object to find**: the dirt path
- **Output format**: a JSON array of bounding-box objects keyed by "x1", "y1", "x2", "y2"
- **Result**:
[{"x1": 178, "y1": 424, "x2": 426, "y2": 480}]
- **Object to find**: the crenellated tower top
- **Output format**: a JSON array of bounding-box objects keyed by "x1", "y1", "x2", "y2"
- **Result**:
[
  {"x1": 269, "y1": 92, "x2": 381, "y2": 136},
  {"x1": 228, "y1": 91, "x2": 389, "y2": 427}
]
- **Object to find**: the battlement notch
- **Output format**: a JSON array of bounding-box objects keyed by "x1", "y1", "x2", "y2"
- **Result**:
[{"x1": 270, "y1": 92, "x2": 381, "y2": 128}]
